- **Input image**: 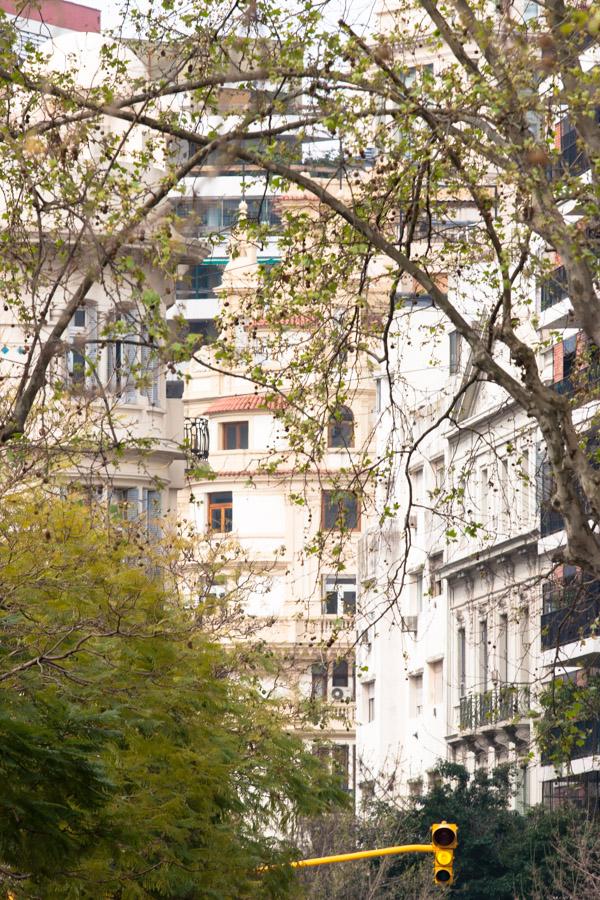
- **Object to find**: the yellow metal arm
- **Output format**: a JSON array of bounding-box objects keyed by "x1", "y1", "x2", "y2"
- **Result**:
[{"x1": 290, "y1": 843, "x2": 435, "y2": 869}]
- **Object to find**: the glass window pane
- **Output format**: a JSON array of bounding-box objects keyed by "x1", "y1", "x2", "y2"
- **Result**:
[
  {"x1": 332, "y1": 660, "x2": 349, "y2": 687},
  {"x1": 323, "y1": 491, "x2": 358, "y2": 530},
  {"x1": 210, "y1": 491, "x2": 232, "y2": 504},
  {"x1": 343, "y1": 591, "x2": 356, "y2": 615},
  {"x1": 324, "y1": 591, "x2": 338, "y2": 615},
  {"x1": 223, "y1": 507, "x2": 233, "y2": 532}
]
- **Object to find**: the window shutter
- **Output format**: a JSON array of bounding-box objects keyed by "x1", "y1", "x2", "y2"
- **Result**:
[
  {"x1": 144, "y1": 489, "x2": 161, "y2": 539},
  {"x1": 123, "y1": 329, "x2": 137, "y2": 404},
  {"x1": 86, "y1": 305, "x2": 98, "y2": 386},
  {"x1": 141, "y1": 337, "x2": 159, "y2": 407},
  {"x1": 126, "y1": 487, "x2": 139, "y2": 520}
]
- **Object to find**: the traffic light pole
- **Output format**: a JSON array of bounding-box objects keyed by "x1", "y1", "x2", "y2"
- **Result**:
[
  {"x1": 276, "y1": 820, "x2": 458, "y2": 886},
  {"x1": 289, "y1": 843, "x2": 435, "y2": 869}
]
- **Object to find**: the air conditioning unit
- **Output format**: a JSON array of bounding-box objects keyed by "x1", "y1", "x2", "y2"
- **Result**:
[
  {"x1": 403, "y1": 616, "x2": 418, "y2": 633},
  {"x1": 331, "y1": 687, "x2": 353, "y2": 702}
]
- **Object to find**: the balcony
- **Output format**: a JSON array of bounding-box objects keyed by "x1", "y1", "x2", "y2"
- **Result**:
[
  {"x1": 459, "y1": 684, "x2": 530, "y2": 732},
  {"x1": 551, "y1": 365, "x2": 600, "y2": 400},
  {"x1": 542, "y1": 720, "x2": 600, "y2": 766},
  {"x1": 541, "y1": 580, "x2": 600, "y2": 651},
  {"x1": 184, "y1": 416, "x2": 209, "y2": 460},
  {"x1": 540, "y1": 266, "x2": 568, "y2": 312}
]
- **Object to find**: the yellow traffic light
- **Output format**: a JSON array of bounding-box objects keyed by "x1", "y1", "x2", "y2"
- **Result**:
[{"x1": 431, "y1": 821, "x2": 458, "y2": 886}]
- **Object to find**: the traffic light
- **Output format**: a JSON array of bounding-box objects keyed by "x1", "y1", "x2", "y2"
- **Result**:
[{"x1": 431, "y1": 821, "x2": 458, "y2": 886}]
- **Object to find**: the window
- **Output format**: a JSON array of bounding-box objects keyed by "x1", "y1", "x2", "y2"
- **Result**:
[
  {"x1": 408, "y1": 779, "x2": 423, "y2": 798},
  {"x1": 458, "y1": 628, "x2": 466, "y2": 698},
  {"x1": 144, "y1": 489, "x2": 161, "y2": 540},
  {"x1": 409, "y1": 673, "x2": 423, "y2": 717},
  {"x1": 107, "y1": 314, "x2": 137, "y2": 402},
  {"x1": 499, "y1": 613, "x2": 509, "y2": 683},
  {"x1": 411, "y1": 467, "x2": 423, "y2": 531},
  {"x1": 327, "y1": 406, "x2": 354, "y2": 448},
  {"x1": 540, "y1": 265, "x2": 567, "y2": 311},
  {"x1": 177, "y1": 262, "x2": 224, "y2": 300},
  {"x1": 323, "y1": 575, "x2": 356, "y2": 615},
  {"x1": 429, "y1": 553, "x2": 443, "y2": 597},
  {"x1": 479, "y1": 619, "x2": 489, "y2": 690},
  {"x1": 449, "y1": 330, "x2": 461, "y2": 375},
  {"x1": 67, "y1": 305, "x2": 98, "y2": 386},
  {"x1": 401, "y1": 63, "x2": 434, "y2": 88},
  {"x1": 110, "y1": 487, "x2": 139, "y2": 520},
  {"x1": 412, "y1": 570, "x2": 424, "y2": 614},
  {"x1": 322, "y1": 491, "x2": 360, "y2": 531},
  {"x1": 311, "y1": 664, "x2": 328, "y2": 700},
  {"x1": 375, "y1": 378, "x2": 383, "y2": 414},
  {"x1": 208, "y1": 491, "x2": 233, "y2": 532},
  {"x1": 543, "y1": 771, "x2": 600, "y2": 813},
  {"x1": 429, "y1": 660, "x2": 444, "y2": 706},
  {"x1": 432, "y1": 458, "x2": 445, "y2": 498},
  {"x1": 332, "y1": 659, "x2": 349, "y2": 688},
  {"x1": 222, "y1": 421, "x2": 249, "y2": 450},
  {"x1": 332, "y1": 744, "x2": 350, "y2": 788},
  {"x1": 366, "y1": 681, "x2": 375, "y2": 722},
  {"x1": 480, "y1": 466, "x2": 490, "y2": 522},
  {"x1": 520, "y1": 449, "x2": 530, "y2": 521}
]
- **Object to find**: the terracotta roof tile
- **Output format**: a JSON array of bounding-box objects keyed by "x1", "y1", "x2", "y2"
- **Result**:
[{"x1": 204, "y1": 394, "x2": 272, "y2": 414}]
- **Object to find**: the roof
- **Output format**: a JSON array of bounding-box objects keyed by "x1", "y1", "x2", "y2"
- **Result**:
[
  {"x1": 204, "y1": 394, "x2": 274, "y2": 414},
  {"x1": 0, "y1": 0, "x2": 101, "y2": 31}
]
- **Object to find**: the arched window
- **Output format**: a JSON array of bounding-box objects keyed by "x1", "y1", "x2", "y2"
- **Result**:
[{"x1": 327, "y1": 406, "x2": 354, "y2": 448}]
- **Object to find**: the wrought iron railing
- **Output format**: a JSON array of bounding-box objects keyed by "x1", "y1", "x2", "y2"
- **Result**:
[
  {"x1": 542, "y1": 720, "x2": 600, "y2": 766},
  {"x1": 459, "y1": 684, "x2": 530, "y2": 732},
  {"x1": 540, "y1": 266, "x2": 568, "y2": 311},
  {"x1": 184, "y1": 416, "x2": 209, "y2": 460},
  {"x1": 541, "y1": 581, "x2": 600, "y2": 650},
  {"x1": 551, "y1": 365, "x2": 600, "y2": 399}
]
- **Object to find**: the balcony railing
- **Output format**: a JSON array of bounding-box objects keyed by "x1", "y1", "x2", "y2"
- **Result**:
[
  {"x1": 541, "y1": 582, "x2": 600, "y2": 651},
  {"x1": 459, "y1": 684, "x2": 530, "y2": 732},
  {"x1": 184, "y1": 416, "x2": 209, "y2": 460},
  {"x1": 540, "y1": 266, "x2": 568, "y2": 312},
  {"x1": 542, "y1": 720, "x2": 600, "y2": 765},
  {"x1": 551, "y1": 365, "x2": 600, "y2": 400}
]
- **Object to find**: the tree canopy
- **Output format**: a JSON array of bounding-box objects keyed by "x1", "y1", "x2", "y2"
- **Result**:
[{"x1": 0, "y1": 492, "x2": 347, "y2": 897}]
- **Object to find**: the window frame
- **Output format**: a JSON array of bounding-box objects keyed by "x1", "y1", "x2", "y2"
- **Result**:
[
  {"x1": 321, "y1": 490, "x2": 360, "y2": 532},
  {"x1": 221, "y1": 420, "x2": 249, "y2": 450},
  {"x1": 327, "y1": 406, "x2": 355, "y2": 449},
  {"x1": 207, "y1": 491, "x2": 233, "y2": 533},
  {"x1": 323, "y1": 575, "x2": 357, "y2": 616},
  {"x1": 409, "y1": 672, "x2": 424, "y2": 718},
  {"x1": 332, "y1": 659, "x2": 349, "y2": 688},
  {"x1": 311, "y1": 663, "x2": 328, "y2": 700}
]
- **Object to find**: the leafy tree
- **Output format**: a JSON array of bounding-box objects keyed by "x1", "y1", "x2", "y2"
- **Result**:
[
  {"x1": 300, "y1": 763, "x2": 579, "y2": 899},
  {"x1": 0, "y1": 492, "x2": 347, "y2": 897},
  {"x1": 3, "y1": 2, "x2": 600, "y2": 592}
]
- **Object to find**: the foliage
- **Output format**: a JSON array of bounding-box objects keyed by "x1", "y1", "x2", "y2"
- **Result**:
[
  {"x1": 0, "y1": 492, "x2": 347, "y2": 897},
  {"x1": 300, "y1": 764, "x2": 579, "y2": 900},
  {"x1": 536, "y1": 674, "x2": 600, "y2": 769}
]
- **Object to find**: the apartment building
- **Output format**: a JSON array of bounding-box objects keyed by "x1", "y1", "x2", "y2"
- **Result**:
[
  {"x1": 182, "y1": 214, "x2": 377, "y2": 790},
  {"x1": 355, "y1": 255, "x2": 546, "y2": 805},
  {"x1": 0, "y1": 0, "x2": 100, "y2": 53},
  {"x1": 0, "y1": 30, "x2": 207, "y2": 528}
]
